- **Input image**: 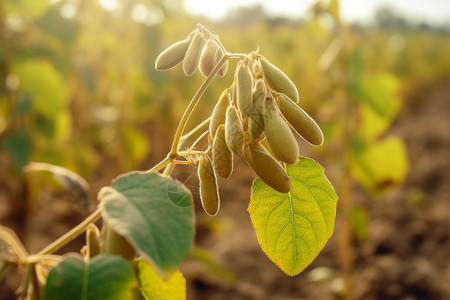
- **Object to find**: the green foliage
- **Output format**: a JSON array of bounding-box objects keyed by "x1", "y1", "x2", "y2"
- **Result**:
[
  {"x1": 137, "y1": 258, "x2": 186, "y2": 300},
  {"x1": 4, "y1": 0, "x2": 450, "y2": 298},
  {"x1": 1, "y1": 131, "x2": 31, "y2": 169},
  {"x1": 249, "y1": 157, "x2": 338, "y2": 275},
  {"x1": 44, "y1": 254, "x2": 136, "y2": 300},
  {"x1": 100, "y1": 172, "x2": 194, "y2": 273},
  {"x1": 13, "y1": 60, "x2": 68, "y2": 119}
]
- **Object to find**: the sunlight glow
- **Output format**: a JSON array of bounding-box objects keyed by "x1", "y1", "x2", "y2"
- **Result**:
[
  {"x1": 99, "y1": 0, "x2": 120, "y2": 11},
  {"x1": 60, "y1": 3, "x2": 77, "y2": 19},
  {"x1": 183, "y1": 0, "x2": 313, "y2": 20},
  {"x1": 183, "y1": 0, "x2": 450, "y2": 25},
  {"x1": 131, "y1": 4, "x2": 164, "y2": 26},
  {"x1": 131, "y1": 3, "x2": 148, "y2": 23}
]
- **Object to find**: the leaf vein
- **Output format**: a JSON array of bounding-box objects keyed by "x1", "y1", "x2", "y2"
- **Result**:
[{"x1": 291, "y1": 177, "x2": 328, "y2": 228}]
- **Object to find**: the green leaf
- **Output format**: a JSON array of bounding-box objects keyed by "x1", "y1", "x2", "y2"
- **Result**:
[
  {"x1": 13, "y1": 60, "x2": 67, "y2": 119},
  {"x1": 249, "y1": 157, "x2": 338, "y2": 276},
  {"x1": 13, "y1": 93, "x2": 32, "y2": 115},
  {"x1": 351, "y1": 136, "x2": 409, "y2": 193},
  {"x1": 44, "y1": 254, "x2": 135, "y2": 300},
  {"x1": 100, "y1": 172, "x2": 194, "y2": 274},
  {"x1": 137, "y1": 258, "x2": 185, "y2": 300},
  {"x1": 1, "y1": 132, "x2": 31, "y2": 169}
]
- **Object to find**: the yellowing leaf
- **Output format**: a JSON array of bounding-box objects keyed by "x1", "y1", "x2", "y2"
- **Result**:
[
  {"x1": 329, "y1": 0, "x2": 341, "y2": 25},
  {"x1": 54, "y1": 111, "x2": 72, "y2": 143},
  {"x1": 137, "y1": 258, "x2": 185, "y2": 300},
  {"x1": 351, "y1": 136, "x2": 409, "y2": 193},
  {"x1": 249, "y1": 157, "x2": 338, "y2": 276},
  {"x1": 359, "y1": 99, "x2": 401, "y2": 140},
  {"x1": 123, "y1": 127, "x2": 150, "y2": 165}
]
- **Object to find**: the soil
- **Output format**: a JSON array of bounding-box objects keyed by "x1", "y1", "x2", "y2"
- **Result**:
[
  {"x1": 181, "y1": 81, "x2": 450, "y2": 300},
  {"x1": 1, "y1": 81, "x2": 449, "y2": 299}
]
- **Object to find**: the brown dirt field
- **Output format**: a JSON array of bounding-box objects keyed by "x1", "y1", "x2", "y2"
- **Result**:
[
  {"x1": 182, "y1": 81, "x2": 450, "y2": 300},
  {"x1": 1, "y1": 81, "x2": 449, "y2": 299}
]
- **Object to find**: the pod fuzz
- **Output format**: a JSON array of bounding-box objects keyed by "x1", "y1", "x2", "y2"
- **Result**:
[
  {"x1": 260, "y1": 56, "x2": 299, "y2": 103},
  {"x1": 199, "y1": 38, "x2": 229, "y2": 78},
  {"x1": 248, "y1": 79, "x2": 266, "y2": 140},
  {"x1": 216, "y1": 47, "x2": 228, "y2": 77},
  {"x1": 183, "y1": 30, "x2": 206, "y2": 76},
  {"x1": 198, "y1": 155, "x2": 220, "y2": 216},
  {"x1": 225, "y1": 106, "x2": 244, "y2": 154},
  {"x1": 263, "y1": 99, "x2": 299, "y2": 164},
  {"x1": 276, "y1": 94, "x2": 324, "y2": 145},
  {"x1": 236, "y1": 63, "x2": 253, "y2": 118},
  {"x1": 155, "y1": 37, "x2": 192, "y2": 71},
  {"x1": 243, "y1": 140, "x2": 291, "y2": 193},
  {"x1": 200, "y1": 39, "x2": 220, "y2": 77},
  {"x1": 209, "y1": 88, "x2": 231, "y2": 139},
  {"x1": 212, "y1": 124, "x2": 233, "y2": 178}
]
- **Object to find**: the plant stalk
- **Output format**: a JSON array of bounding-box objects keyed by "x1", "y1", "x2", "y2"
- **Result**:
[
  {"x1": 146, "y1": 154, "x2": 172, "y2": 173},
  {"x1": 169, "y1": 54, "x2": 229, "y2": 156},
  {"x1": 36, "y1": 205, "x2": 103, "y2": 256}
]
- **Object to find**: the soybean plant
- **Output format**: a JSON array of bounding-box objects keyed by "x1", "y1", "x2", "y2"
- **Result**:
[{"x1": 0, "y1": 24, "x2": 338, "y2": 299}]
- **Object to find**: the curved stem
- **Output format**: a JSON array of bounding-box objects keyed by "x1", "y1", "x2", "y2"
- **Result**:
[
  {"x1": 178, "y1": 150, "x2": 204, "y2": 157},
  {"x1": 36, "y1": 205, "x2": 103, "y2": 256},
  {"x1": 169, "y1": 53, "x2": 229, "y2": 156},
  {"x1": 227, "y1": 53, "x2": 247, "y2": 59},
  {"x1": 146, "y1": 155, "x2": 172, "y2": 173},
  {"x1": 162, "y1": 117, "x2": 210, "y2": 176},
  {"x1": 188, "y1": 130, "x2": 209, "y2": 151},
  {"x1": 180, "y1": 116, "x2": 211, "y2": 143},
  {"x1": 197, "y1": 24, "x2": 226, "y2": 53}
]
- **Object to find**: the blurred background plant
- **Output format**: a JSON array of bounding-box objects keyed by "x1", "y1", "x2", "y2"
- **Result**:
[{"x1": 1, "y1": 0, "x2": 449, "y2": 299}]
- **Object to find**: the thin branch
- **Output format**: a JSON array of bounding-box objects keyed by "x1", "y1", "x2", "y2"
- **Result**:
[
  {"x1": 36, "y1": 205, "x2": 103, "y2": 256},
  {"x1": 145, "y1": 154, "x2": 172, "y2": 173},
  {"x1": 169, "y1": 53, "x2": 229, "y2": 156}
]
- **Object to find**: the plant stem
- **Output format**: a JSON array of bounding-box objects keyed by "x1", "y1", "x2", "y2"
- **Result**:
[
  {"x1": 161, "y1": 117, "x2": 210, "y2": 176},
  {"x1": 340, "y1": 165, "x2": 353, "y2": 300},
  {"x1": 169, "y1": 54, "x2": 229, "y2": 157},
  {"x1": 44, "y1": 84, "x2": 216, "y2": 257},
  {"x1": 227, "y1": 53, "x2": 247, "y2": 59},
  {"x1": 146, "y1": 154, "x2": 172, "y2": 173},
  {"x1": 36, "y1": 205, "x2": 103, "y2": 256},
  {"x1": 197, "y1": 24, "x2": 226, "y2": 53},
  {"x1": 38, "y1": 144, "x2": 172, "y2": 256},
  {"x1": 180, "y1": 116, "x2": 211, "y2": 143}
]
